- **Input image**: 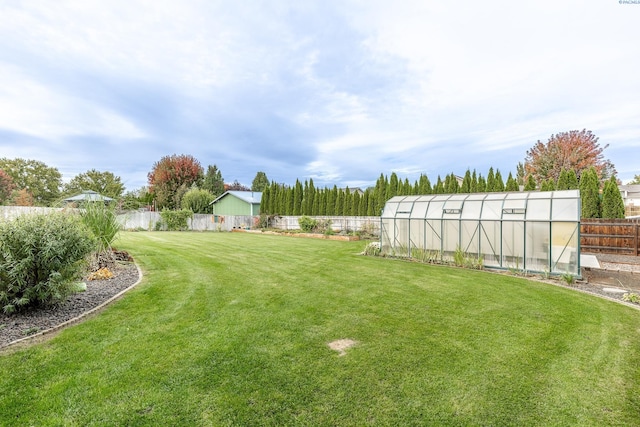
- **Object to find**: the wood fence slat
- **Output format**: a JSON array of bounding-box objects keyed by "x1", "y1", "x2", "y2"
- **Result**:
[{"x1": 580, "y1": 218, "x2": 640, "y2": 256}]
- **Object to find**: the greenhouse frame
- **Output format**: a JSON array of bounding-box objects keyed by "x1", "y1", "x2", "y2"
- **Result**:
[{"x1": 380, "y1": 190, "x2": 581, "y2": 276}]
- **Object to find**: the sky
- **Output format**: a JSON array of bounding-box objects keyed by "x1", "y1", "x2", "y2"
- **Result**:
[{"x1": 0, "y1": 0, "x2": 638, "y2": 193}]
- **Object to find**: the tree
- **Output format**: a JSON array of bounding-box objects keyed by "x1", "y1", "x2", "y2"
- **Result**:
[
  {"x1": 227, "y1": 180, "x2": 250, "y2": 191},
  {"x1": 251, "y1": 171, "x2": 269, "y2": 192},
  {"x1": 540, "y1": 179, "x2": 555, "y2": 192},
  {"x1": 147, "y1": 154, "x2": 204, "y2": 210},
  {"x1": 10, "y1": 188, "x2": 35, "y2": 206},
  {"x1": 460, "y1": 170, "x2": 472, "y2": 193},
  {"x1": 494, "y1": 170, "x2": 505, "y2": 192},
  {"x1": 580, "y1": 167, "x2": 601, "y2": 218},
  {"x1": 202, "y1": 165, "x2": 225, "y2": 196},
  {"x1": 181, "y1": 187, "x2": 215, "y2": 214},
  {"x1": 602, "y1": 177, "x2": 625, "y2": 219},
  {"x1": 505, "y1": 172, "x2": 519, "y2": 192},
  {"x1": 524, "y1": 129, "x2": 616, "y2": 184},
  {"x1": 524, "y1": 175, "x2": 537, "y2": 191},
  {"x1": 556, "y1": 169, "x2": 569, "y2": 190},
  {"x1": 486, "y1": 168, "x2": 496, "y2": 192},
  {"x1": 628, "y1": 175, "x2": 640, "y2": 185},
  {"x1": 0, "y1": 158, "x2": 62, "y2": 206},
  {"x1": 0, "y1": 169, "x2": 15, "y2": 204},
  {"x1": 64, "y1": 169, "x2": 125, "y2": 199}
]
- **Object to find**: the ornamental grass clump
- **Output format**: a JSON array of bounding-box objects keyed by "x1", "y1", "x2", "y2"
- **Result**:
[{"x1": 0, "y1": 213, "x2": 96, "y2": 314}]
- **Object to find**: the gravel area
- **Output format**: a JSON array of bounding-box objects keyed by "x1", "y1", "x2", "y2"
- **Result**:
[{"x1": 0, "y1": 262, "x2": 140, "y2": 350}]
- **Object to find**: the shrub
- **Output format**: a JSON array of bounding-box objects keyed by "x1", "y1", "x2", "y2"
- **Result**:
[
  {"x1": 159, "y1": 209, "x2": 193, "y2": 231},
  {"x1": 0, "y1": 213, "x2": 96, "y2": 314},
  {"x1": 298, "y1": 216, "x2": 318, "y2": 232}
]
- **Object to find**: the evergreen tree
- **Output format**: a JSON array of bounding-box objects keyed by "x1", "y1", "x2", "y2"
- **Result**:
[
  {"x1": 580, "y1": 167, "x2": 601, "y2": 218},
  {"x1": 251, "y1": 171, "x2": 269, "y2": 192},
  {"x1": 335, "y1": 189, "x2": 345, "y2": 216},
  {"x1": 445, "y1": 173, "x2": 459, "y2": 194},
  {"x1": 307, "y1": 179, "x2": 316, "y2": 215},
  {"x1": 477, "y1": 175, "x2": 486, "y2": 192},
  {"x1": 541, "y1": 179, "x2": 555, "y2": 192},
  {"x1": 471, "y1": 170, "x2": 478, "y2": 192},
  {"x1": 602, "y1": 177, "x2": 625, "y2": 218},
  {"x1": 202, "y1": 165, "x2": 225, "y2": 196},
  {"x1": 360, "y1": 190, "x2": 369, "y2": 216},
  {"x1": 375, "y1": 174, "x2": 388, "y2": 214},
  {"x1": 566, "y1": 169, "x2": 579, "y2": 190},
  {"x1": 418, "y1": 174, "x2": 432, "y2": 194},
  {"x1": 494, "y1": 170, "x2": 505, "y2": 192},
  {"x1": 556, "y1": 169, "x2": 569, "y2": 190},
  {"x1": 524, "y1": 175, "x2": 537, "y2": 191},
  {"x1": 505, "y1": 172, "x2": 519, "y2": 191},
  {"x1": 293, "y1": 180, "x2": 303, "y2": 215},
  {"x1": 352, "y1": 191, "x2": 360, "y2": 216},
  {"x1": 318, "y1": 189, "x2": 327, "y2": 216},
  {"x1": 486, "y1": 167, "x2": 496, "y2": 192},
  {"x1": 327, "y1": 186, "x2": 338, "y2": 215},
  {"x1": 403, "y1": 178, "x2": 412, "y2": 195},
  {"x1": 460, "y1": 169, "x2": 472, "y2": 193},
  {"x1": 367, "y1": 189, "x2": 376, "y2": 215},
  {"x1": 286, "y1": 186, "x2": 294, "y2": 215},
  {"x1": 389, "y1": 173, "x2": 399, "y2": 198},
  {"x1": 435, "y1": 176, "x2": 444, "y2": 194},
  {"x1": 260, "y1": 185, "x2": 270, "y2": 214}
]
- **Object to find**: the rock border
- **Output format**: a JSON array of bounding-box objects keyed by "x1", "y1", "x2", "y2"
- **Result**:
[{"x1": 1, "y1": 263, "x2": 143, "y2": 353}]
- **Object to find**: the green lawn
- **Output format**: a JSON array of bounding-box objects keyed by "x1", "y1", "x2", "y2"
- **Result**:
[{"x1": 1, "y1": 232, "x2": 640, "y2": 426}]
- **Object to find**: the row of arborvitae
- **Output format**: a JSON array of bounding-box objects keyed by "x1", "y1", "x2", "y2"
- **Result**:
[{"x1": 0, "y1": 202, "x2": 121, "y2": 314}]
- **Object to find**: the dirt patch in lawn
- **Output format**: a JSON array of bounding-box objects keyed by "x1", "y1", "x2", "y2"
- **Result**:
[{"x1": 328, "y1": 338, "x2": 358, "y2": 356}]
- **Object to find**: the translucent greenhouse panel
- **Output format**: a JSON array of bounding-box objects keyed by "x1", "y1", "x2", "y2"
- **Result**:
[
  {"x1": 411, "y1": 200, "x2": 429, "y2": 220},
  {"x1": 526, "y1": 198, "x2": 551, "y2": 221},
  {"x1": 551, "y1": 222, "x2": 579, "y2": 275},
  {"x1": 381, "y1": 200, "x2": 400, "y2": 218},
  {"x1": 396, "y1": 200, "x2": 415, "y2": 218},
  {"x1": 426, "y1": 201, "x2": 445, "y2": 220},
  {"x1": 380, "y1": 218, "x2": 393, "y2": 253},
  {"x1": 461, "y1": 200, "x2": 483, "y2": 219},
  {"x1": 425, "y1": 219, "x2": 442, "y2": 254},
  {"x1": 481, "y1": 200, "x2": 503, "y2": 220},
  {"x1": 460, "y1": 221, "x2": 480, "y2": 255},
  {"x1": 479, "y1": 221, "x2": 500, "y2": 267},
  {"x1": 409, "y1": 219, "x2": 425, "y2": 258},
  {"x1": 525, "y1": 222, "x2": 550, "y2": 273},
  {"x1": 442, "y1": 220, "x2": 460, "y2": 261},
  {"x1": 552, "y1": 197, "x2": 580, "y2": 221},
  {"x1": 393, "y1": 219, "x2": 410, "y2": 256},
  {"x1": 502, "y1": 221, "x2": 525, "y2": 270}
]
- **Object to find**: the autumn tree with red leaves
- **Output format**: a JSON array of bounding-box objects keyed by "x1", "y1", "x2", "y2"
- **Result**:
[
  {"x1": 148, "y1": 154, "x2": 204, "y2": 210},
  {"x1": 0, "y1": 169, "x2": 15, "y2": 204},
  {"x1": 523, "y1": 129, "x2": 616, "y2": 184}
]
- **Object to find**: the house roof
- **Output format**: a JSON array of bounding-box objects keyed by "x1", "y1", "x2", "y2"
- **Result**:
[
  {"x1": 619, "y1": 184, "x2": 640, "y2": 200},
  {"x1": 64, "y1": 190, "x2": 114, "y2": 202},
  {"x1": 210, "y1": 191, "x2": 262, "y2": 205}
]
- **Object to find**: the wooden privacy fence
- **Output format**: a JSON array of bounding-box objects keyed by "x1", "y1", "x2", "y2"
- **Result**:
[{"x1": 581, "y1": 219, "x2": 640, "y2": 256}]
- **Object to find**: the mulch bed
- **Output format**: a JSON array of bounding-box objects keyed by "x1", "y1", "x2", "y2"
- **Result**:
[{"x1": 0, "y1": 262, "x2": 140, "y2": 350}]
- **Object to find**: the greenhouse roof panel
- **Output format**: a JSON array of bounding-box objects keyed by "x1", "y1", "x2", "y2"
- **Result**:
[{"x1": 382, "y1": 190, "x2": 580, "y2": 221}]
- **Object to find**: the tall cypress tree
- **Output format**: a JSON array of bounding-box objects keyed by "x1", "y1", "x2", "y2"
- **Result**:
[
  {"x1": 566, "y1": 169, "x2": 579, "y2": 190},
  {"x1": 260, "y1": 185, "x2": 270, "y2": 214},
  {"x1": 494, "y1": 170, "x2": 505, "y2": 192},
  {"x1": 505, "y1": 172, "x2": 519, "y2": 191},
  {"x1": 556, "y1": 169, "x2": 569, "y2": 190},
  {"x1": 460, "y1": 169, "x2": 472, "y2": 193},
  {"x1": 580, "y1": 167, "x2": 601, "y2": 218},
  {"x1": 477, "y1": 175, "x2": 486, "y2": 192},
  {"x1": 524, "y1": 175, "x2": 537, "y2": 191},
  {"x1": 389, "y1": 173, "x2": 399, "y2": 198},
  {"x1": 602, "y1": 177, "x2": 625, "y2": 219},
  {"x1": 486, "y1": 167, "x2": 496, "y2": 192},
  {"x1": 435, "y1": 176, "x2": 444, "y2": 194}
]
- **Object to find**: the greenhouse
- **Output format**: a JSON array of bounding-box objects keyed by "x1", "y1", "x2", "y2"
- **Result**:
[{"x1": 380, "y1": 190, "x2": 581, "y2": 276}]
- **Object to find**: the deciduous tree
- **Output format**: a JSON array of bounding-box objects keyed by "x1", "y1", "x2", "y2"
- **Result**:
[
  {"x1": 64, "y1": 169, "x2": 125, "y2": 199},
  {"x1": 0, "y1": 169, "x2": 15, "y2": 204},
  {"x1": 147, "y1": 154, "x2": 204, "y2": 210},
  {"x1": 524, "y1": 129, "x2": 616, "y2": 183},
  {"x1": 0, "y1": 158, "x2": 62, "y2": 206}
]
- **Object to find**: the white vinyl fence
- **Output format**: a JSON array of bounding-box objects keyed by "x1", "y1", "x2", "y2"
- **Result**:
[{"x1": 0, "y1": 207, "x2": 380, "y2": 235}]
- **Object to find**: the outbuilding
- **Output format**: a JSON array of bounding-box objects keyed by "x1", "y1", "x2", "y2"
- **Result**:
[
  {"x1": 380, "y1": 190, "x2": 581, "y2": 276},
  {"x1": 209, "y1": 191, "x2": 262, "y2": 216}
]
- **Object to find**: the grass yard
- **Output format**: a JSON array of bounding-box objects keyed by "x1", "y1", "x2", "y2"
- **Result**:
[{"x1": 1, "y1": 232, "x2": 640, "y2": 426}]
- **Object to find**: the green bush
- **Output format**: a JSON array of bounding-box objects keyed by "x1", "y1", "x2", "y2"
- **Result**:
[
  {"x1": 298, "y1": 216, "x2": 318, "y2": 232},
  {"x1": 0, "y1": 213, "x2": 96, "y2": 314},
  {"x1": 159, "y1": 209, "x2": 193, "y2": 231}
]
